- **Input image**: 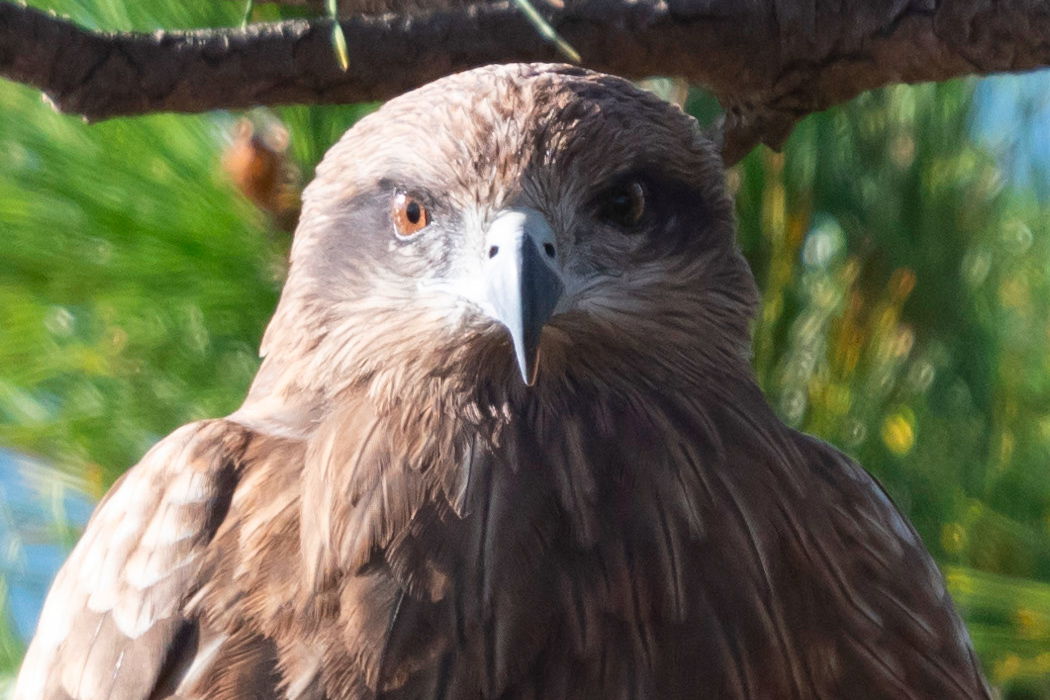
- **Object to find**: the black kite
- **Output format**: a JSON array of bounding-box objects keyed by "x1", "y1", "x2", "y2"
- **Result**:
[{"x1": 13, "y1": 64, "x2": 991, "y2": 700}]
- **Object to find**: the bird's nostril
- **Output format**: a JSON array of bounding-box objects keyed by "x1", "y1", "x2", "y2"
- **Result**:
[
  {"x1": 489, "y1": 246, "x2": 499, "y2": 259},
  {"x1": 543, "y1": 243, "x2": 556, "y2": 258}
]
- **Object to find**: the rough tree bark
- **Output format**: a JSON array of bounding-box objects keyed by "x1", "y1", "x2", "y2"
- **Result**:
[{"x1": 2, "y1": 0, "x2": 1050, "y2": 163}]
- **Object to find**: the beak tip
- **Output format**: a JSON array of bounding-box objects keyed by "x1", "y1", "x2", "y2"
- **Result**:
[
  {"x1": 484, "y1": 208, "x2": 562, "y2": 389},
  {"x1": 515, "y1": 345, "x2": 540, "y2": 386}
]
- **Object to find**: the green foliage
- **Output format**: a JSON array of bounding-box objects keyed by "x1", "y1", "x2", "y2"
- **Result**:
[
  {"x1": 733, "y1": 80, "x2": 1050, "y2": 690},
  {"x1": 4, "y1": 0, "x2": 264, "y2": 486},
  {"x1": 0, "y1": 80, "x2": 277, "y2": 484},
  {"x1": 0, "y1": 0, "x2": 377, "y2": 483}
]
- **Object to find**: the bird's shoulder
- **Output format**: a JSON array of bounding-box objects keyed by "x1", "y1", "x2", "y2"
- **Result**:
[
  {"x1": 782, "y1": 430, "x2": 991, "y2": 699},
  {"x1": 12, "y1": 418, "x2": 296, "y2": 700}
]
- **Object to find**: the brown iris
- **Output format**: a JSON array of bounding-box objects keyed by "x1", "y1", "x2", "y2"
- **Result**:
[{"x1": 392, "y1": 192, "x2": 430, "y2": 237}]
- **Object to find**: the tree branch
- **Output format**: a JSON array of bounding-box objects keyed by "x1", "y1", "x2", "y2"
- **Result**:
[{"x1": 3, "y1": 0, "x2": 1050, "y2": 163}]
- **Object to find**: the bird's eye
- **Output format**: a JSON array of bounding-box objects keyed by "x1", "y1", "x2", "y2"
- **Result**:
[
  {"x1": 597, "y1": 180, "x2": 646, "y2": 229},
  {"x1": 392, "y1": 192, "x2": 430, "y2": 237}
]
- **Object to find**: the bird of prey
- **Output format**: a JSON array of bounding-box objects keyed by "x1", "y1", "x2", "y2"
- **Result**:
[{"x1": 14, "y1": 63, "x2": 991, "y2": 700}]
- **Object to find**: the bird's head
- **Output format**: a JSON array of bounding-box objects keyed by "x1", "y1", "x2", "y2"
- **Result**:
[{"x1": 241, "y1": 64, "x2": 758, "y2": 427}]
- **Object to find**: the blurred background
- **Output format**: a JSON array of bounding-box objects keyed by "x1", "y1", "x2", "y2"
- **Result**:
[{"x1": 3, "y1": 0, "x2": 1050, "y2": 696}]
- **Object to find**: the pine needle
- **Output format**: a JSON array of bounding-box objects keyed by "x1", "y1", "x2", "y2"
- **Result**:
[
  {"x1": 511, "y1": 0, "x2": 580, "y2": 63},
  {"x1": 326, "y1": 0, "x2": 349, "y2": 71},
  {"x1": 240, "y1": 0, "x2": 254, "y2": 29}
]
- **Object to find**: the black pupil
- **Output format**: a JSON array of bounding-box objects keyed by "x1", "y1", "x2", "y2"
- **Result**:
[
  {"x1": 602, "y1": 182, "x2": 643, "y2": 226},
  {"x1": 610, "y1": 192, "x2": 633, "y2": 217},
  {"x1": 405, "y1": 201, "x2": 421, "y2": 225}
]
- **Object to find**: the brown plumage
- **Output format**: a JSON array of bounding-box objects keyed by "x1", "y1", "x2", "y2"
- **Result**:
[{"x1": 14, "y1": 64, "x2": 991, "y2": 700}]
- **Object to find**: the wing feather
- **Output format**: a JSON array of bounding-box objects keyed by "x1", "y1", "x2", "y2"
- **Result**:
[
  {"x1": 790, "y1": 430, "x2": 991, "y2": 698},
  {"x1": 12, "y1": 420, "x2": 249, "y2": 700}
]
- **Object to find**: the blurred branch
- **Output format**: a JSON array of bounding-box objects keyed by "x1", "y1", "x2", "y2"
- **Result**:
[{"x1": 3, "y1": 0, "x2": 1050, "y2": 163}]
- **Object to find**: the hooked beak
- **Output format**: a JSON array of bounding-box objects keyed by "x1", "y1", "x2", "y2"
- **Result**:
[{"x1": 484, "y1": 208, "x2": 564, "y2": 385}]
